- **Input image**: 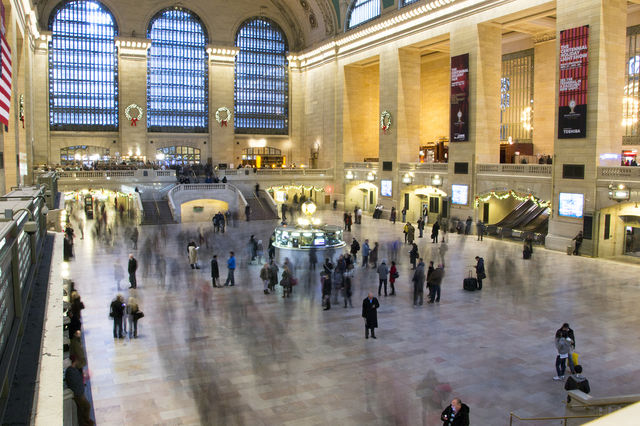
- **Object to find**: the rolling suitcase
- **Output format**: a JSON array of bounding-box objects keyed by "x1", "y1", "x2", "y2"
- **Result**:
[
  {"x1": 523, "y1": 249, "x2": 531, "y2": 259},
  {"x1": 463, "y1": 270, "x2": 477, "y2": 291}
]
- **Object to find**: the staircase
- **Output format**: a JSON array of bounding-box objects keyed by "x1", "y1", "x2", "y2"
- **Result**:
[
  {"x1": 142, "y1": 199, "x2": 175, "y2": 225},
  {"x1": 244, "y1": 190, "x2": 279, "y2": 221}
]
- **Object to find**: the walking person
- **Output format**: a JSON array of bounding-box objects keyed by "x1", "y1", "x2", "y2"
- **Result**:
[
  {"x1": 401, "y1": 207, "x2": 407, "y2": 223},
  {"x1": 441, "y1": 398, "x2": 470, "y2": 426},
  {"x1": 427, "y1": 264, "x2": 444, "y2": 303},
  {"x1": 476, "y1": 220, "x2": 485, "y2": 241},
  {"x1": 417, "y1": 218, "x2": 424, "y2": 238},
  {"x1": 377, "y1": 260, "x2": 389, "y2": 297},
  {"x1": 362, "y1": 239, "x2": 370, "y2": 268},
  {"x1": 126, "y1": 296, "x2": 141, "y2": 338},
  {"x1": 188, "y1": 243, "x2": 199, "y2": 269},
  {"x1": 389, "y1": 261, "x2": 398, "y2": 296},
  {"x1": 369, "y1": 242, "x2": 379, "y2": 269},
  {"x1": 362, "y1": 292, "x2": 380, "y2": 339},
  {"x1": 127, "y1": 254, "x2": 138, "y2": 289},
  {"x1": 409, "y1": 243, "x2": 419, "y2": 270},
  {"x1": 474, "y1": 256, "x2": 486, "y2": 290},
  {"x1": 465, "y1": 216, "x2": 473, "y2": 235},
  {"x1": 321, "y1": 270, "x2": 332, "y2": 310},
  {"x1": 573, "y1": 231, "x2": 584, "y2": 255},
  {"x1": 131, "y1": 226, "x2": 139, "y2": 250},
  {"x1": 426, "y1": 261, "x2": 435, "y2": 300},
  {"x1": 350, "y1": 238, "x2": 360, "y2": 264},
  {"x1": 407, "y1": 223, "x2": 415, "y2": 244},
  {"x1": 343, "y1": 269, "x2": 353, "y2": 308},
  {"x1": 431, "y1": 220, "x2": 440, "y2": 243},
  {"x1": 224, "y1": 251, "x2": 236, "y2": 286},
  {"x1": 268, "y1": 260, "x2": 279, "y2": 292},
  {"x1": 413, "y1": 259, "x2": 425, "y2": 306},
  {"x1": 210, "y1": 255, "x2": 219, "y2": 287},
  {"x1": 259, "y1": 263, "x2": 270, "y2": 294},
  {"x1": 109, "y1": 294, "x2": 125, "y2": 339},
  {"x1": 390, "y1": 207, "x2": 396, "y2": 224}
]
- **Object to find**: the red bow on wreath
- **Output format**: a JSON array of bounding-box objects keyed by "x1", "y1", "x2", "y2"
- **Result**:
[
  {"x1": 382, "y1": 125, "x2": 388, "y2": 134},
  {"x1": 131, "y1": 118, "x2": 138, "y2": 126},
  {"x1": 221, "y1": 120, "x2": 227, "y2": 127}
]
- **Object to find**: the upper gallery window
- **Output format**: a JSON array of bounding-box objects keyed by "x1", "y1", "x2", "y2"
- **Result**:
[
  {"x1": 147, "y1": 8, "x2": 209, "y2": 132},
  {"x1": 234, "y1": 18, "x2": 289, "y2": 135},
  {"x1": 400, "y1": 0, "x2": 421, "y2": 7},
  {"x1": 346, "y1": 0, "x2": 380, "y2": 30},
  {"x1": 500, "y1": 49, "x2": 534, "y2": 143},
  {"x1": 49, "y1": 0, "x2": 118, "y2": 131},
  {"x1": 623, "y1": 26, "x2": 640, "y2": 145}
]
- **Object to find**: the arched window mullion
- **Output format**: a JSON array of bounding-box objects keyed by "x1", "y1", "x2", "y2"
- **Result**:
[
  {"x1": 346, "y1": 0, "x2": 380, "y2": 30},
  {"x1": 147, "y1": 8, "x2": 208, "y2": 133},
  {"x1": 234, "y1": 18, "x2": 289, "y2": 135},
  {"x1": 49, "y1": 0, "x2": 118, "y2": 131}
]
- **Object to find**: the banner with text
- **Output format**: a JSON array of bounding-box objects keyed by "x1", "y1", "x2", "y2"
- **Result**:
[
  {"x1": 450, "y1": 53, "x2": 469, "y2": 142},
  {"x1": 558, "y1": 25, "x2": 589, "y2": 139}
]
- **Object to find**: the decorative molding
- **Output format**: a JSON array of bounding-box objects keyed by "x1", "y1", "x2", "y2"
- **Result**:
[
  {"x1": 314, "y1": 0, "x2": 337, "y2": 35},
  {"x1": 115, "y1": 37, "x2": 151, "y2": 59},
  {"x1": 533, "y1": 32, "x2": 556, "y2": 44},
  {"x1": 269, "y1": 0, "x2": 305, "y2": 50},
  {"x1": 207, "y1": 45, "x2": 239, "y2": 65}
]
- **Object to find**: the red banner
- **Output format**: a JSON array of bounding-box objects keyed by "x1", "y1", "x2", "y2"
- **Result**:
[
  {"x1": 558, "y1": 25, "x2": 589, "y2": 139},
  {"x1": 450, "y1": 54, "x2": 469, "y2": 142}
]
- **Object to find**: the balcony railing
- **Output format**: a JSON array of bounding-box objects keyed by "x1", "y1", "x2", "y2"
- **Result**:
[
  {"x1": 221, "y1": 168, "x2": 333, "y2": 178},
  {"x1": 58, "y1": 169, "x2": 177, "y2": 182},
  {"x1": 398, "y1": 162, "x2": 449, "y2": 172},
  {"x1": 598, "y1": 166, "x2": 640, "y2": 179},
  {"x1": 344, "y1": 162, "x2": 379, "y2": 170},
  {"x1": 477, "y1": 164, "x2": 552, "y2": 177}
]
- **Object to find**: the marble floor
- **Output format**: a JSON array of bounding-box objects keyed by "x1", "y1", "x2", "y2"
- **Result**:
[{"x1": 66, "y1": 211, "x2": 640, "y2": 425}]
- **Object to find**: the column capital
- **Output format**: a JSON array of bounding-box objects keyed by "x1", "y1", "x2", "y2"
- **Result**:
[
  {"x1": 207, "y1": 45, "x2": 239, "y2": 65},
  {"x1": 115, "y1": 37, "x2": 151, "y2": 59}
]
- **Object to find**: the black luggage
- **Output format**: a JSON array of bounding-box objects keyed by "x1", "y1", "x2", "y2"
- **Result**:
[
  {"x1": 463, "y1": 277, "x2": 477, "y2": 291},
  {"x1": 523, "y1": 249, "x2": 531, "y2": 259}
]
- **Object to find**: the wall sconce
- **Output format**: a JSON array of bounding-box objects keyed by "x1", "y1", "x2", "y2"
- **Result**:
[
  {"x1": 431, "y1": 175, "x2": 442, "y2": 186},
  {"x1": 608, "y1": 183, "x2": 630, "y2": 202},
  {"x1": 345, "y1": 171, "x2": 354, "y2": 180},
  {"x1": 366, "y1": 172, "x2": 376, "y2": 182},
  {"x1": 402, "y1": 173, "x2": 413, "y2": 184}
]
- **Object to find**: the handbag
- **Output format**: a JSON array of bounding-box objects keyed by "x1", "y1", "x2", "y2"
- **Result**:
[
  {"x1": 135, "y1": 311, "x2": 144, "y2": 320},
  {"x1": 393, "y1": 271, "x2": 399, "y2": 279}
]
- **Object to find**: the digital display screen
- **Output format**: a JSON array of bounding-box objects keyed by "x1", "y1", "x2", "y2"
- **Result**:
[
  {"x1": 451, "y1": 184, "x2": 468, "y2": 205},
  {"x1": 381, "y1": 180, "x2": 392, "y2": 197},
  {"x1": 558, "y1": 193, "x2": 584, "y2": 218},
  {"x1": 313, "y1": 237, "x2": 325, "y2": 246}
]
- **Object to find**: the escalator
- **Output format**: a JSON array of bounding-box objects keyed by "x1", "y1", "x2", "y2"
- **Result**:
[{"x1": 486, "y1": 199, "x2": 549, "y2": 243}]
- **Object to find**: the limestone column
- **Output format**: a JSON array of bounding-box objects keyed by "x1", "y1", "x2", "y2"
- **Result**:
[
  {"x1": 547, "y1": 0, "x2": 626, "y2": 253},
  {"x1": 32, "y1": 35, "x2": 50, "y2": 165},
  {"x1": 532, "y1": 34, "x2": 557, "y2": 156},
  {"x1": 449, "y1": 23, "x2": 501, "y2": 219},
  {"x1": 116, "y1": 38, "x2": 151, "y2": 161},
  {"x1": 208, "y1": 47, "x2": 237, "y2": 167}
]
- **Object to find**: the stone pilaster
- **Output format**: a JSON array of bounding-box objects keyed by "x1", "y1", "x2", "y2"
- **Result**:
[
  {"x1": 116, "y1": 38, "x2": 151, "y2": 160},
  {"x1": 547, "y1": 0, "x2": 627, "y2": 253},
  {"x1": 208, "y1": 47, "x2": 238, "y2": 166}
]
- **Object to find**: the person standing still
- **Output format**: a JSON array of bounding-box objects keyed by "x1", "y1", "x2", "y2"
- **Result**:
[
  {"x1": 128, "y1": 254, "x2": 138, "y2": 289},
  {"x1": 224, "y1": 251, "x2": 236, "y2": 286},
  {"x1": 476, "y1": 220, "x2": 485, "y2": 241},
  {"x1": 377, "y1": 260, "x2": 389, "y2": 297},
  {"x1": 362, "y1": 293, "x2": 380, "y2": 339},
  {"x1": 211, "y1": 255, "x2": 220, "y2": 287},
  {"x1": 110, "y1": 295, "x2": 125, "y2": 339},
  {"x1": 440, "y1": 398, "x2": 470, "y2": 426},
  {"x1": 573, "y1": 231, "x2": 583, "y2": 255},
  {"x1": 389, "y1": 261, "x2": 398, "y2": 296},
  {"x1": 361, "y1": 239, "x2": 370, "y2": 268},
  {"x1": 474, "y1": 256, "x2": 485, "y2": 290},
  {"x1": 401, "y1": 207, "x2": 407, "y2": 223}
]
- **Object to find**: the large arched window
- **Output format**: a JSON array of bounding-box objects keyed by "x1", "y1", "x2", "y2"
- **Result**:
[
  {"x1": 346, "y1": 0, "x2": 380, "y2": 30},
  {"x1": 235, "y1": 18, "x2": 289, "y2": 135},
  {"x1": 147, "y1": 8, "x2": 208, "y2": 133},
  {"x1": 49, "y1": 1, "x2": 118, "y2": 131}
]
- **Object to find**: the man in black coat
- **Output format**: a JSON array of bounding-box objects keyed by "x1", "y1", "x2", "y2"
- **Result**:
[
  {"x1": 440, "y1": 398, "x2": 470, "y2": 426},
  {"x1": 211, "y1": 255, "x2": 219, "y2": 287},
  {"x1": 128, "y1": 254, "x2": 138, "y2": 289},
  {"x1": 362, "y1": 292, "x2": 380, "y2": 339}
]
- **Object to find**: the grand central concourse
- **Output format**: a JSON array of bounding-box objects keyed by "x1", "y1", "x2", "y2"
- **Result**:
[{"x1": 0, "y1": 0, "x2": 639, "y2": 424}]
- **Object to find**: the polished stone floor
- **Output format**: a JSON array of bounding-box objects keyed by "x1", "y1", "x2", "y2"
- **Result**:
[{"x1": 67, "y1": 211, "x2": 640, "y2": 425}]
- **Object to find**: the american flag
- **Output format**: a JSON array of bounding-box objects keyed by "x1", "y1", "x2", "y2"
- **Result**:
[{"x1": 0, "y1": 3, "x2": 11, "y2": 127}]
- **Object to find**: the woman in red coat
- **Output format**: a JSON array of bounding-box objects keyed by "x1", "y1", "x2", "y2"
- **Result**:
[{"x1": 389, "y1": 261, "x2": 398, "y2": 296}]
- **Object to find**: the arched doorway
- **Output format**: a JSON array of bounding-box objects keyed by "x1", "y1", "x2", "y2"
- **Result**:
[{"x1": 242, "y1": 147, "x2": 284, "y2": 168}]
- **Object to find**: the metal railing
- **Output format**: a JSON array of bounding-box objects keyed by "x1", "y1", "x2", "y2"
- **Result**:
[
  {"x1": 509, "y1": 412, "x2": 601, "y2": 425},
  {"x1": 344, "y1": 162, "x2": 379, "y2": 170},
  {"x1": 58, "y1": 169, "x2": 177, "y2": 180},
  {"x1": 222, "y1": 168, "x2": 333, "y2": 178}
]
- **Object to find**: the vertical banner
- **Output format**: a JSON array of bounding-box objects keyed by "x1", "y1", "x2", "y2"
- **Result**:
[
  {"x1": 450, "y1": 54, "x2": 469, "y2": 142},
  {"x1": 558, "y1": 25, "x2": 589, "y2": 139}
]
